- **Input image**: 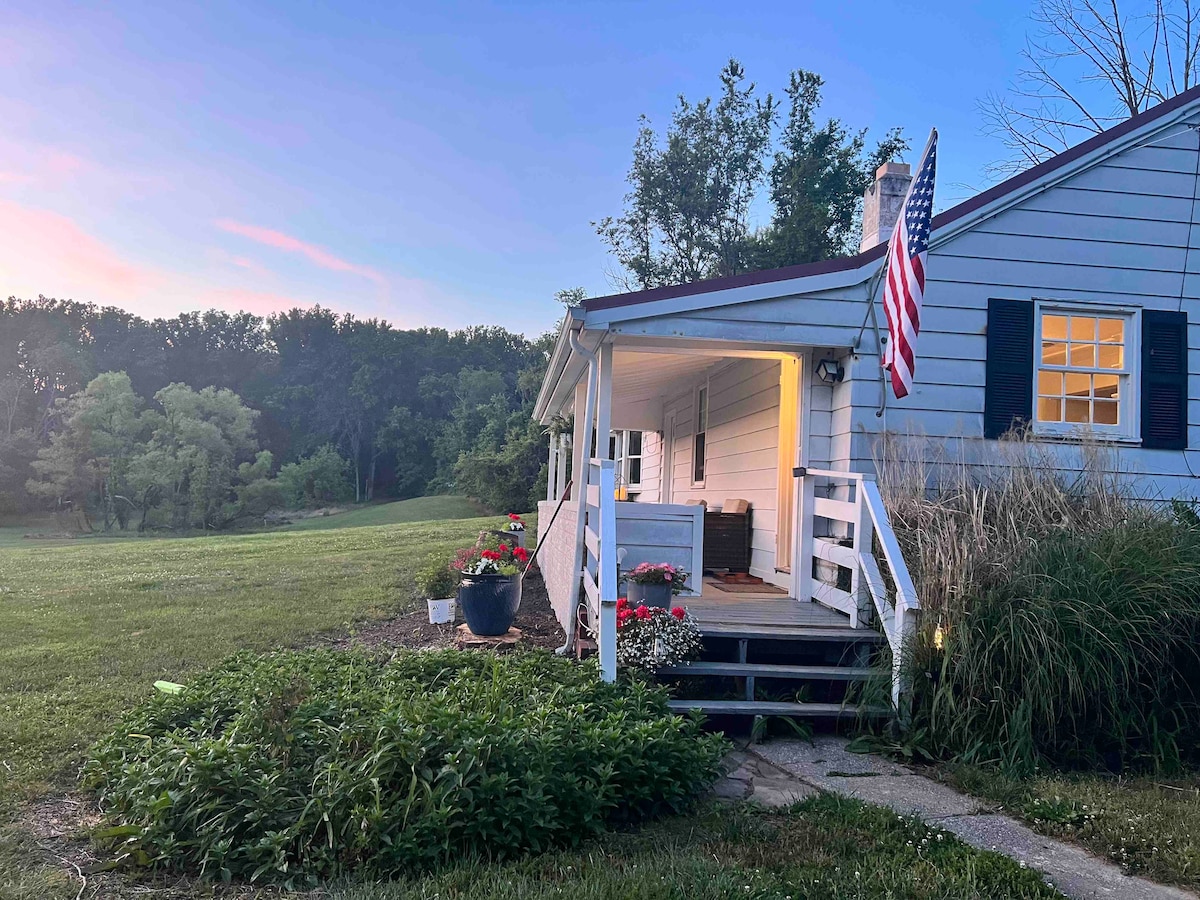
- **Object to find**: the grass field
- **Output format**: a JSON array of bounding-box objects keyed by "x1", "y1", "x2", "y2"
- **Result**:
[
  {"x1": 277, "y1": 495, "x2": 490, "y2": 531},
  {"x1": 0, "y1": 511, "x2": 504, "y2": 805},
  {"x1": 0, "y1": 503, "x2": 1083, "y2": 899}
]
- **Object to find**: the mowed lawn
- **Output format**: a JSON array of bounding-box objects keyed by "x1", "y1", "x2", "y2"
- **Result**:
[
  {"x1": 277, "y1": 494, "x2": 491, "y2": 531},
  {"x1": 0, "y1": 511, "x2": 503, "y2": 805}
]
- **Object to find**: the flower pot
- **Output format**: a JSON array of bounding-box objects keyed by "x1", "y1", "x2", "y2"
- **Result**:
[
  {"x1": 490, "y1": 529, "x2": 526, "y2": 549},
  {"x1": 458, "y1": 573, "x2": 521, "y2": 636},
  {"x1": 427, "y1": 597, "x2": 456, "y2": 625},
  {"x1": 626, "y1": 581, "x2": 673, "y2": 609}
]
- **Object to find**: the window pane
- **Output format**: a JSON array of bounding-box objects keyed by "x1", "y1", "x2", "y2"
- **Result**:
[
  {"x1": 628, "y1": 430, "x2": 642, "y2": 455},
  {"x1": 1097, "y1": 343, "x2": 1123, "y2": 369},
  {"x1": 693, "y1": 433, "x2": 706, "y2": 483},
  {"x1": 1038, "y1": 396, "x2": 1063, "y2": 422},
  {"x1": 1098, "y1": 318, "x2": 1124, "y2": 343},
  {"x1": 1037, "y1": 371, "x2": 1063, "y2": 395},
  {"x1": 1065, "y1": 398, "x2": 1090, "y2": 423},
  {"x1": 609, "y1": 435, "x2": 618, "y2": 460},
  {"x1": 1065, "y1": 372, "x2": 1091, "y2": 397},
  {"x1": 1093, "y1": 400, "x2": 1119, "y2": 425},
  {"x1": 628, "y1": 458, "x2": 642, "y2": 486},
  {"x1": 1043, "y1": 314, "x2": 1068, "y2": 340},
  {"x1": 1069, "y1": 316, "x2": 1096, "y2": 341},
  {"x1": 1069, "y1": 343, "x2": 1095, "y2": 368},
  {"x1": 1094, "y1": 373, "x2": 1119, "y2": 399},
  {"x1": 1042, "y1": 342, "x2": 1068, "y2": 365},
  {"x1": 697, "y1": 388, "x2": 708, "y2": 432}
]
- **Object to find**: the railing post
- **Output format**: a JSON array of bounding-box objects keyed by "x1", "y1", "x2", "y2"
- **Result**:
[
  {"x1": 596, "y1": 459, "x2": 618, "y2": 682},
  {"x1": 795, "y1": 471, "x2": 815, "y2": 604},
  {"x1": 851, "y1": 477, "x2": 874, "y2": 629}
]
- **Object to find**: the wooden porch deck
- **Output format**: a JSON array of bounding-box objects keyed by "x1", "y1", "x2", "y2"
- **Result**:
[{"x1": 681, "y1": 579, "x2": 875, "y2": 640}]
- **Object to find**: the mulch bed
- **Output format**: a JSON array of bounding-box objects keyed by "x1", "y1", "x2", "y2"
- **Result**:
[{"x1": 320, "y1": 568, "x2": 565, "y2": 654}]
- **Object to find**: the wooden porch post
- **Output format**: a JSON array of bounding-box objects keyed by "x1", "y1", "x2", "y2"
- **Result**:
[
  {"x1": 571, "y1": 381, "x2": 588, "y2": 497},
  {"x1": 546, "y1": 433, "x2": 557, "y2": 502},
  {"x1": 595, "y1": 340, "x2": 613, "y2": 462},
  {"x1": 555, "y1": 434, "x2": 569, "y2": 501}
]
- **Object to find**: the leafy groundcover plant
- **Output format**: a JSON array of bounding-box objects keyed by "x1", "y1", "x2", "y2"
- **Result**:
[{"x1": 81, "y1": 649, "x2": 727, "y2": 888}]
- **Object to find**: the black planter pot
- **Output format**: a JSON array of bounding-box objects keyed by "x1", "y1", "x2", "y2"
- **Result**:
[
  {"x1": 458, "y1": 573, "x2": 521, "y2": 636},
  {"x1": 626, "y1": 581, "x2": 673, "y2": 609}
]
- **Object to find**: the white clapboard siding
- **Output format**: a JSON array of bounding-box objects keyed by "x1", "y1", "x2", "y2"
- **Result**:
[
  {"x1": 579, "y1": 111, "x2": 1200, "y2": 502},
  {"x1": 656, "y1": 358, "x2": 786, "y2": 582}
]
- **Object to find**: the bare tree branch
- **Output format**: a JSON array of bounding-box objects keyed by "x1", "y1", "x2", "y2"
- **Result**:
[{"x1": 984, "y1": 0, "x2": 1200, "y2": 176}]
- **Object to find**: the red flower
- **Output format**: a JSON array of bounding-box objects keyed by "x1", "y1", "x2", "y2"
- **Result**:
[
  {"x1": 499, "y1": 542, "x2": 509, "y2": 552},
  {"x1": 513, "y1": 546, "x2": 529, "y2": 561},
  {"x1": 509, "y1": 513, "x2": 522, "y2": 521},
  {"x1": 616, "y1": 608, "x2": 634, "y2": 627},
  {"x1": 634, "y1": 604, "x2": 651, "y2": 620},
  {"x1": 616, "y1": 597, "x2": 627, "y2": 610},
  {"x1": 671, "y1": 606, "x2": 686, "y2": 620}
]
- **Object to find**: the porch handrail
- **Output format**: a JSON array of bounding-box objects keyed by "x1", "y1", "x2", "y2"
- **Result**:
[{"x1": 802, "y1": 468, "x2": 920, "y2": 708}]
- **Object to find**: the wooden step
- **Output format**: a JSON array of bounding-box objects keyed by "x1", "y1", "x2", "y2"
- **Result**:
[
  {"x1": 657, "y1": 662, "x2": 875, "y2": 681},
  {"x1": 696, "y1": 624, "x2": 885, "y2": 642},
  {"x1": 668, "y1": 699, "x2": 888, "y2": 718}
]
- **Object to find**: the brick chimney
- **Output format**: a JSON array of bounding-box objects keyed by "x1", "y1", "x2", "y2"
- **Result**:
[{"x1": 860, "y1": 162, "x2": 912, "y2": 253}]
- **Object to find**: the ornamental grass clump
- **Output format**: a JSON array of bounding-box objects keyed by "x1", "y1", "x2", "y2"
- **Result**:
[
  {"x1": 82, "y1": 649, "x2": 727, "y2": 887},
  {"x1": 877, "y1": 432, "x2": 1200, "y2": 773}
]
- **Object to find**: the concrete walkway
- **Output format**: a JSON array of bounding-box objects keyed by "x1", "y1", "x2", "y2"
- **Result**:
[{"x1": 714, "y1": 736, "x2": 1194, "y2": 900}]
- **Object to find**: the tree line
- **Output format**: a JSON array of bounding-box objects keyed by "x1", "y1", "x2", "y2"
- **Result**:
[{"x1": 0, "y1": 297, "x2": 553, "y2": 529}]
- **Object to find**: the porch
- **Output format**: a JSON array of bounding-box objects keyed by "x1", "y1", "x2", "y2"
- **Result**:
[{"x1": 533, "y1": 323, "x2": 920, "y2": 713}]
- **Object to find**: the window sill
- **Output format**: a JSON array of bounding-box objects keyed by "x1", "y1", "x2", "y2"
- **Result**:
[{"x1": 1030, "y1": 429, "x2": 1141, "y2": 446}]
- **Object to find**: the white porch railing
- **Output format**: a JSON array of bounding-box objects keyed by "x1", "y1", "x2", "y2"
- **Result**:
[
  {"x1": 582, "y1": 457, "x2": 618, "y2": 681},
  {"x1": 801, "y1": 468, "x2": 920, "y2": 707}
]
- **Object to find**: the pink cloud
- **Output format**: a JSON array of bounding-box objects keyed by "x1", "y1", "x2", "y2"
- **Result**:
[
  {"x1": 215, "y1": 219, "x2": 386, "y2": 287},
  {"x1": 0, "y1": 198, "x2": 158, "y2": 296}
]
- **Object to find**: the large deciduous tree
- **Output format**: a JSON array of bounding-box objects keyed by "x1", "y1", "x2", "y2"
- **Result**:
[
  {"x1": 595, "y1": 60, "x2": 777, "y2": 290},
  {"x1": 596, "y1": 60, "x2": 906, "y2": 290},
  {"x1": 982, "y1": 0, "x2": 1200, "y2": 175}
]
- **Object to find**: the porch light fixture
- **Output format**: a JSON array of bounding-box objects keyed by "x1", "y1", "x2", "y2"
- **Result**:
[{"x1": 815, "y1": 358, "x2": 844, "y2": 384}]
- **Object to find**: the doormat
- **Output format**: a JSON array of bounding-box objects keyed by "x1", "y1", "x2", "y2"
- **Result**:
[{"x1": 709, "y1": 582, "x2": 788, "y2": 595}]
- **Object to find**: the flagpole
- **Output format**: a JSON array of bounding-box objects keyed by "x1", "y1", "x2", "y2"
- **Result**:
[{"x1": 853, "y1": 126, "x2": 937, "y2": 415}]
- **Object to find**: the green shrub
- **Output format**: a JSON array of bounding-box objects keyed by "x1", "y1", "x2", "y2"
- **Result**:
[
  {"x1": 415, "y1": 557, "x2": 458, "y2": 598},
  {"x1": 81, "y1": 649, "x2": 727, "y2": 887},
  {"x1": 276, "y1": 445, "x2": 355, "y2": 509}
]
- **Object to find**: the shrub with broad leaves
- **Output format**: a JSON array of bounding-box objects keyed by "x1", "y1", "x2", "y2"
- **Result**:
[
  {"x1": 81, "y1": 649, "x2": 727, "y2": 887},
  {"x1": 615, "y1": 598, "x2": 703, "y2": 672}
]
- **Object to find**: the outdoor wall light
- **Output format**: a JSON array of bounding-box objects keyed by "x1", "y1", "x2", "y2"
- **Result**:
[{"x1": 815, "y1": 358, "x2": 844, "y2": 384}]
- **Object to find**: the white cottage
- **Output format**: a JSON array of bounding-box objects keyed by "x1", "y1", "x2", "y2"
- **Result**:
[{"x1": 533, "y1": 85, "x2": 1200, "y2": 711}]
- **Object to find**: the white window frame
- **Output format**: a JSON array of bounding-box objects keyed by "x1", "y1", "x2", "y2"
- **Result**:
[
  {"x1": 692, "y1": 382, "x2": 709, "y2": 487},
  {"x1": 1032, "y1": 300, "x2": 1141, "y2": 442},
  {"x1": 609, "y1": 429, "x2": 644, "y2": 491}
]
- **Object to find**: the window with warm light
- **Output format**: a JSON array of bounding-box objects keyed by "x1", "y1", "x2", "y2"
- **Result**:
[{"x1": 1035, "y1": 308, "x2": 1136, "y2": 438}]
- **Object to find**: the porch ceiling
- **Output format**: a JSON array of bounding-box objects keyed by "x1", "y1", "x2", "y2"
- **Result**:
[{"x1": 610, "y1": 351, "x2": 716, "y2": 406}]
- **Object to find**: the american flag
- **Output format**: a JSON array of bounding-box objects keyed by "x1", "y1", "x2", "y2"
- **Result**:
[{"x1": 882, "y1": 129, "x2": 937, "y2": 399}]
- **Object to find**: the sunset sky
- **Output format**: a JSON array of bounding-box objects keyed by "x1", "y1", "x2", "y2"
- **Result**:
[{"x1": 0, "y1": 1, "x2": 1031, "y2": 336}]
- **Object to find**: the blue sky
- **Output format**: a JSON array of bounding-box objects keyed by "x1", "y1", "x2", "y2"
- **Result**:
[{"x1": 0, "y1": 1, "x2": 1031, "y2": 336}]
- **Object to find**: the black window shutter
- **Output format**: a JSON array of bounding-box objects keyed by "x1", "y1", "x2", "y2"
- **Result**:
[
  {"x1": 1141, "y1": 309, "x2": 1188, "y2": 450},
  {"x1": 984, "y1": 299, "x2": 1034, "y2": 439}
]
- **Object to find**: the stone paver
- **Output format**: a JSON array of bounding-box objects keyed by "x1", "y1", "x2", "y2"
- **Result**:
[{"x1": 718, "y1": 736, "x2": 1195, "y2": 900}]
